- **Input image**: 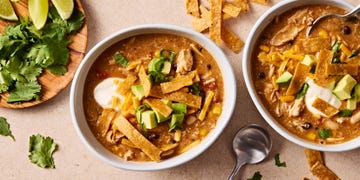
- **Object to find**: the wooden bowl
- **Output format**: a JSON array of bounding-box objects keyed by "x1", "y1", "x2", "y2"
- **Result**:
[{"x1": 0, "y1": 0, "x2": 88, "y2": 108}]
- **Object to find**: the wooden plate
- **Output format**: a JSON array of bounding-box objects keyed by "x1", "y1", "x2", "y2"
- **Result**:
[{"x1": 0, "y1": 0, "x2": 88, "y2": 108}]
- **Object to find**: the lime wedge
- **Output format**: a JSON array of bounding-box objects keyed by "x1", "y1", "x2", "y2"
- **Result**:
[
  {"x1": 51, "y1": 0, "x2": 74, "y2": 20},
  {"x1": 0, "y1": 0, "x2": 18, "y2": 21},
  {"x1": 28, "y1": 0, "x2": 48, "y2": 29}
]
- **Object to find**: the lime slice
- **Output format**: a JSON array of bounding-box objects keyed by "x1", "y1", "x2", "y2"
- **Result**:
[
  {"x1": 0, "y1": 0, "x2": 18, "y2": 21},
  {"x1": 51, "y1": 0, "x2": 74, "y2": 20},
  {"x1": 28, "y1": 0, "x2": 48, "y2": 29}
]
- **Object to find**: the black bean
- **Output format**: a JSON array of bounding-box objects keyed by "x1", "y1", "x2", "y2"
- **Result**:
[
  {"x1": 147, "y1": 133, "x2": 159, "y2": 142},
  {"x1": 172, "y1": 63, "x2": 178, "y2": 70},
  {"x1": 301, "y1": 122, "x2": 312, "y2": 130},
  {"x1": 341, "y1": 26, "x2": 351, "y2": 35},
  {"x1": 206, "y1": 64, "x2": 212, "y2": 70},
  {"x1": 258, "y1": 72, "x2": 266, "y2": 79}
]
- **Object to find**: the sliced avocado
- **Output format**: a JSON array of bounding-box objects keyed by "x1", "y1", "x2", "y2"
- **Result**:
[
  {"x1": 135, "y1": 105, "x2": 150, "y2": 130},
  {"x1": 161, "y1": 61, "x2": 172, "y2": 74},
  {"x1": 131, "y1": 85, "x2": 145, "y2": 100},
  {"x1": 171, "y1": 103, "x2": 187, "y2": 114},
  {"x1": 332, "y1": 74, "x2": 357, "y2": 100},
  {"x1": 276, "y1": 71, "x2": 293, "y2": 85},
  {"x1": 148, "y1": 58, "x2": 165, "y2": 72},
  {"x1": 354, "y1": 84, "x2": 360, "y2": 102},
  {"x1": 141, "y1": 110, "x2": 157, "y2": 129},
  {"x1": 154, "y1": 110, "x2": 170, "y2": 123},
  {"x1": 347, "y1": 95, "x2": 357, "y2": 110},
  {"x1": 169, "y1": 113, "x2": 185, "y2": 131},
  {"x1": 301, "y1": 55, "x2": 316, "y2": 66},
  {"x1": 327, "y1": 80, "x2": 336, "y2": 90}
]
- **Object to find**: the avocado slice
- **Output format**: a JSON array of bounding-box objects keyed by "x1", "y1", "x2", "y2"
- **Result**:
[
  {"x1": 161, "y1": 61, "x2": 172, "y2": 74},
  {"x1": 131, "y1": 85, "x2": 145, "y2": 100},
  {"x1": 141, "y1": 110, "x2": 157, "y2": 129},
  {"x1": 354, "y1": 84, "x2": 360, "y2": 102},
  {"x1": 276, "y1": 71, "x2": 293, "y2": 84},
  {"x1": 171, "y1": 103, "x2": 187, "y2": 114},
  {"x1": 169, "y1": 113, "x2": 185, "y2": 131},
  {"x1": 333, "y1": 74, "x2": 357, "y2": 100},
  {"x1": 301, "y1": 55, "x2": 316, "y2": 66},
  {"x1": 347, "y1": 95, "x2": 357, "y2": 110},
  {"x1": 154, "y1": 110, "x2": 170, "y2": 123},
  {"x1": 148, "y1": 58, "x2": 165, "y2": 72}
]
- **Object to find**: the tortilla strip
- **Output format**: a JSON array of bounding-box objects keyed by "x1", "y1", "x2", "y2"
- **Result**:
[
  {"x1": 231, "y1": 0, "x2": 249, "y2": 12},
  {"x1": 286, "y1": 63, "x2": 311, "y2": 95},
  {"x1": 209, "y1": 0, "x2": 222, "y2": 45},
  {"x1": 149, "y1": 87, "x2": 202, "y2": 109},
  {"x1": 315, "y1": 50, "x2": 333, "y2": 87},
  {"x1": 138, "y1": 65, "x2": 151, "y2": 97},
  {"x1": 198, "y1": 91, "x2": 215, "y2": 121},
  {"x1": 222, "y1": 2, "x2": 242, "y2": 18},
  {"x1": 311, "y1": 161, "x2": 340, "y2": 180},
  {"x1": 221, "y1": 25, "x2": 244, "y2": 53},
  {"x1": 185, "y1": 0, "x2": 200, "y2": 18},
  {"x1": 143, "y1": 98, "x2": 173, "y2": 117},
  {"x1": 113, "y1": 115, "x2": 162, "y2": 162},
  {"x1": 97, "y1": 109, "x2": 116, "y2": 137},
  {"x1": 160, "y1": 71, "x2": 197, "y2": 94},
  {"x1": 297, "y1": 37, "x2": 331, "y2": 53},
  {"x1": 326, "y1": 64, "x2": 358, "y2": 76},
  {"x1": 312, "y1": 97, "x2": 339, "y2": 117},
  {"x1": 116, "y1": 74, "x2": 137, "y2": 96},
  {"x1": 251, "y1": 0, "x2": 268, "y2": 5},
  {"x1": 192, "y1": 18, "x2": 209, "y2": 32},
  {"x1": 304, "y1": 148, "x2": 324, "y2": 166}
]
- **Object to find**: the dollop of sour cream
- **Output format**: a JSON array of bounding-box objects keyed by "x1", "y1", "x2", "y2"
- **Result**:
[
  {"x1": 304, "y1": 78, "x2": 341, "y2": 117},
  {"x1": 94, "y1": 77, "x2": 124, "y2": 109}
]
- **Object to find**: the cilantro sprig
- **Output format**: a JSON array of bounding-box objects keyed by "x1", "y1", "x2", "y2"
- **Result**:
[
  {"x1": 0, "y1": 116, "x2": 14, "y2": 140},
  {"x1": 274, "y1": 153, "x2": 286, "y2": 167},
  {"x1": 28, "y1": 134, "x2": 57, "y2": 168},
  {"x1": 0, "y1": 6, "x2": 84, "y2": 103}
]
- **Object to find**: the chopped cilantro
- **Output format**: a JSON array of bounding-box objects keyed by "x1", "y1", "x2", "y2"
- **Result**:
[
  {"x1": 0, "y1": 7, "x2": 84, "y2": 103},
  {"x1": 190, "y1": 82, "x2": 201, "y2": 95},
  {"x1": 148, "y1": 71, "x2": 166, "y2": 83},
  {"x1": 0, "y1": 117, "x2": 15, "y2": 140},
  {"x1": 28, "y1": 134, "x2": 57, "y2": 168},
  {"x1": 274, "y1": 153, "x2": 286, "y2": 167},
  {"x1": 317, "y1": 129, "x2": 332, "y2": 139},
  {"x1": 295, "y1": 83, "x2": 309, "y2": 99},
  {"x1": 114, "y1": 53, "x2": 129, "y2": 67},
  {"x1": 339, "y1": 109, "x2": 352, "y2": 117},
  {"x1": 349, "y1": 50, "x2": 359, "y2": 58},
  {"x1": 247, "y1": 171, "x2": 262, "y2": 180},
  {"x1": 160, "y1": 49, "x2": 176, "y2": 62}
]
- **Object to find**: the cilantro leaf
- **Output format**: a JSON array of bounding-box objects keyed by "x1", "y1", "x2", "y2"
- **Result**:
[
  {"x1": 47, "y1": 65, "x2": 67, "y2": 75},
  {"x1": 0, "y1": 117, "x2": 15, "y2": 140},
  {"x1": 247, "y1": 171, "x2": 262, "y2": 180},
  {"x1": 275, "y1": 153, "x2": 286, "y2": 167},
  {"x1": 339, "y1": 109, "x2": 352, "y2": 117},
  {"x1": 7, "y1": 81, "x2": 41, "y2": 103},
  {"x1": 28, "y1": 134, "x2": 57, "y2": 168},
  {"x1": 148, "y1": 71, "x2": 166, "y2": 83},
  {"x1": 190, "y1": 82, "x2": 201, "y2": 95},
  {"x1": 0, "y1": 71, "x2": 13, "y2": 93},
  {"x1": 317, "y1": 129, "x2": 332, "y2": 139},
  {"x1": 114, "y1": 53, "x2": 129, "y2": 67}
]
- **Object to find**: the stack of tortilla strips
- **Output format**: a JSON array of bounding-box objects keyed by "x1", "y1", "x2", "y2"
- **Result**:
[
  {"x1": 304, "y1": 149, "x2": 340, "y2": 180},
  {"x1": 185, "y1": 0, "x2": 269, "y2": 53}
]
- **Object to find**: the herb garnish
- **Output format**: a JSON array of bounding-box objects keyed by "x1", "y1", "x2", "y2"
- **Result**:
[
  {"x1": 114, "y1": 53, "x2": 129, "y2": 67},
  {"x1": 247, "y1": 171, "x2": 262, "y2": 180},
  {"x1": 275, "y1": 153, "x2": 286, "y2": 167},
  {"x1": 339, "y1": 109, "x2": 352, "y2": 117},
  {"x1": 28, "y1": 134, "x2": 57, "y2": 168},
  {"x1": 0, "y1": 6, "x2": 84, "y2": 103},
  {"x1": 0, "y1": 116, "x2": 14, "y2": 140},
  {"x1": 295, "y1": 83, "x2": 309, "y2": 99},
  {"x1": 317, "y1": 129, "x2": 332, "y2": 139}
]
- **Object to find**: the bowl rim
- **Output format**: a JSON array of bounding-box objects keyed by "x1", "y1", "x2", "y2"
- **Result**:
[
  {"x1": 242, "y1": 0, "x2": 360, "y2": 152},
  {"x1": 70, "y1": 24, "x2": 236, "y2": 170}
]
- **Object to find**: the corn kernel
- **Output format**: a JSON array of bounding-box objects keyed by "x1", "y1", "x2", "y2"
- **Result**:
[
  {"x1": 279, "y1": 95, "x2": 295, "y2": 102},
  {"x1": 259, "y1": 45, "x2": 270, "y2": 53},
  {"x1": 211, "y1": 105, "x2": 222, "y2": 115},
  {"x1": 174, "y1": 130, "x2": 182, "y2": 142},
  {"x1": 154, "y1": 50, "x2": 161, "y2": 58},
  {"x1": 307, "y1": 132, "x2": 316, "y2": 141},
  {"x1": 199, "y1": 129, "x2": 208, "y2": 136},
  {"x1": 318, "y1": 30, "x2": 329, "y2": 38},
  {"x1": 340, "y1": 44, "x2": 352, "y2": 56}
]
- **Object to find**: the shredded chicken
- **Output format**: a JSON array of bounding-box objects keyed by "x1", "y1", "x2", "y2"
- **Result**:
[
  {"x1": 270, "y1": 25, "x2": 305, "y2": 46},
  {"x1": 106, "y1": 130, "x2": 125, "y2": 144},
  {"x1": 289, "y1": 97, "x2": 305, "y2": 117},
  {"x1": 175, "y1": 49, "x2": 193, "y2": 74},
  {"x1": 124, "y1": 150, "x2": 135, "y2": 161},
  {"x1": 350, "y1": 111, "x2": 360, "y2": 124},
  {"x1": 268, "y1": 64, "x2": 275, "y2": 78}
]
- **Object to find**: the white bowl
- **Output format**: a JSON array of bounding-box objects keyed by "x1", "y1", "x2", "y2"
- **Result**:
[
  {"x1": 242, "y1": 0, "x2": 360, "y2": 152},
  {"x1": 70, "y1": 24, "x2": 236, "y2": 170}
]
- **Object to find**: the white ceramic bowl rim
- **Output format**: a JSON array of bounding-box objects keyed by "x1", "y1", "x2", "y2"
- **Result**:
[
  {"x1": 70, "y1": 24, "x2": 236, "y2": 170},
  {"x1": 242, "y1": 0, "x2": 360, "y2": 152}
]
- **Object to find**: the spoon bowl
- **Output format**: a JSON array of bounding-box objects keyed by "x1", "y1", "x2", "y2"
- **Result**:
[
  {"x1": 228, "y1": 124, "x2": 272, "y2": 180},
  {"x1": 306, "y1": 4, "x2": 360, "y2": 36}
]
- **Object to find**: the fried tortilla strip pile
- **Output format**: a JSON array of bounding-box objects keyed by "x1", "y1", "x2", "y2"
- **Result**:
[
  {"x1": 186, "y1": 0, "x2": 200, "y2": 17},
  {"x1": 186, "y1": 0, "x2": 269, "y2": 53},
  {"x1": 304, "y1": 149, "x2": 340, "y2": 180},
  {"x1": 114, "y1": 115, "x2": 162, "y2": 162}
]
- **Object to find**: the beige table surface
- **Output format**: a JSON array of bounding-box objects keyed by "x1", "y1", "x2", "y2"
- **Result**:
[{"x1": 1, "y1": 0, "x2": 360, "y2": 179}]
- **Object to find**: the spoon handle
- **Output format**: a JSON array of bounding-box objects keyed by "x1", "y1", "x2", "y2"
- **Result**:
[{"x1": 228, "y1": 158, "x2": 246, "y2": 180}]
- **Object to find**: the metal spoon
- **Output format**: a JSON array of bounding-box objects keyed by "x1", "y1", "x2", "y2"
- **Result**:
[
  {"x1": 228, "y1": 124, "x2": 272, "y2": 180},
  {"x1": 306, "y1": 4, "x2": 360, "y2": 37}
]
